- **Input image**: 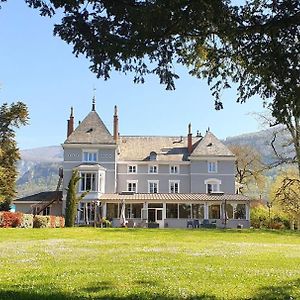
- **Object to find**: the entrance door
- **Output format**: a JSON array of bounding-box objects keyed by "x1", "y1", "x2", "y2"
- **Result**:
[{"x1": 148, "y1": 208, "x2": 164, "y2": 228}]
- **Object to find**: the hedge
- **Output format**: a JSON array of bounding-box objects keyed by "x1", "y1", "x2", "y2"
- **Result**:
[
  {"x1": 250, "y1": 203, "x2": 291, "y2": 229},
  {"x1": 0, "y1": 212, "x2": 65, "y2": 228},
  {"x1": 0, "y1": 211, "x2": 23, "y2": 228}
]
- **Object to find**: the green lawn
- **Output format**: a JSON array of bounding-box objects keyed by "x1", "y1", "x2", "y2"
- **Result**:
[{"x1": 0, "y1": 228, "x2": 300, "y2": 300}]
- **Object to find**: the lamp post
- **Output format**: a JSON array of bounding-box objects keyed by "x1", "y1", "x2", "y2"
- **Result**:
[{"x1": 266, "y1": 201, "x2": 272, "y2": 228}]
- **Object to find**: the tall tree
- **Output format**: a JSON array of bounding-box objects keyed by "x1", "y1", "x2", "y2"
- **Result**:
[
  {"x1": 1, "y1": 1, "x2": 298, "y2": 170},
  {"x1": 0, "y1": 102, "x2": 29, "y2": 211},
  {"x1": 228, "y1": 145, "x2": 265, "y2": 195},
  {"x1": 65, "y1": 170, "x2": 88, "y2": 227},
  {"x1": 187, "y1": 0, "x2": 300, "y2": 174},
  {"x1": 270, "y1": 169, "x2": 300, "y2": 229}
]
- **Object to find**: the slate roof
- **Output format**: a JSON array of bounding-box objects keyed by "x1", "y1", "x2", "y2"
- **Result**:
[
  {"x1": 100, "y1": 193, "x2": 250, "y2": 202},
  {"x1": 118, "y1": 136, "x2": 201, "y2": 161},
  {"x1": 190, "y1": 131, "x2": 234, "y2": 157},
  {"x1": 118, "y1": 133, "x2": 233, "y2": 161},
  {"x1": 64, "y1": 111, "x2": 115, "y2": 145},
  {"x1": 14, "y1": 191, "x2": 62, "y2": 203}
]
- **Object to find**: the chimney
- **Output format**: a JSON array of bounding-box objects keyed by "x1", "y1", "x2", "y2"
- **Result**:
[
  {"x1": 113, "y1": 105, "x2": 119, "y2": 143},
  {"x1": 188, "y1": 123, "x2": 193, "y2": 154},
  {"x1": 67, "y1": 107, "x2": 74, "y2": 137}
]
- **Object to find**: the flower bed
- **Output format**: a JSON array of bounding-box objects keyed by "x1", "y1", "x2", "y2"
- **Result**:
[{"x1": 0, "y1": 212, "x2": 65, "y2": 228}]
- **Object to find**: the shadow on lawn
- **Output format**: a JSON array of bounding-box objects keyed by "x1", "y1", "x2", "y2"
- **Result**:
[
  {"x1": 0, "y1": 290, "x2": 217, "y2": 300},
  {"x1": 0, "y1": 278, "x2": 299, "y2": 300},
  {"x1": 250, "y1": 278, "x2": 300, "y2": 300}
]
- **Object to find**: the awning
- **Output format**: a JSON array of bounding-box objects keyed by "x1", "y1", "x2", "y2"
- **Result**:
[{"x1": 100, "y1": 193, "x2": 250, "y2": 202}]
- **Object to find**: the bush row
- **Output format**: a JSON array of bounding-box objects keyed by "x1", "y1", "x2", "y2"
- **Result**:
[
  {"x1": 251, "y1": 203, "x2": 291, "y2": 229},
  {"x1": 0, "y1": 211, "x2": 65, "y2": 228}
]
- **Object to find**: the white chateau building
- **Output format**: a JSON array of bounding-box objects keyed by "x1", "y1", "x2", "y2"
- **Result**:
[{"x1": 15, "y1": 100, "x2": 251, "y2": 228}]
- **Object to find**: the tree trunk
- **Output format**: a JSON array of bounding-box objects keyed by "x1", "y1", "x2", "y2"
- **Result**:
[
  {"x1": 290, "y1": 219, "x2": 295, "y2": 230},
  {"x1": 286, "y1": 115, "x2": 300, "y2": 177}
]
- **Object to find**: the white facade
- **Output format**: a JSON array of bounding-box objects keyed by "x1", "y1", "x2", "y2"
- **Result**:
[{"x1": 60, "y1": 104, "x2": 251, "y2": 228}]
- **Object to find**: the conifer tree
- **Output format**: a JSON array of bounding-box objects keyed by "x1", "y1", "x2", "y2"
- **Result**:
[
  {"x1": 0, "y1": 102, "x2": 29, "y2": 211},
  {"x1": 65, "y1": 170, "x2": 88, "y2": 227}
]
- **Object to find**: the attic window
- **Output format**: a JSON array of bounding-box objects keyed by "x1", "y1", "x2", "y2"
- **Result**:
[
  {"x1": 207, "y1": 142, "x2": 213, "y2": 147},
  {"x1": 149, "y1": 151, "x2": 157, "y2": 161},
  {"x1": 86, "y1": 128, "x2": 93, "y2": 133}
]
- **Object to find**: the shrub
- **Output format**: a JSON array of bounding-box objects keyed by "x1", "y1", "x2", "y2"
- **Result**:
[
  {"x1": 55, "y1": 216, "x2": 60, "y2": 228},
  {"x1": 251, "y1": 204, "x2": 268, "y2": 228},
  {"x1": 50, "y1": 215, "x2": 56, "y2": 228},
  {"x1": 33, "y1": 215, "x2": 50, "y2": 228},
  {"x1": 101, "y1": 217, "x2": 111, "y2": 228},
  {"x1": 251, "y1": 203, "x2": 290, "y2": 229},
  {"x1": 20, "y1": 214, "x2": 33, "y2": 228},
  {"x1": 0, "y1": 211, "x2": 23, "y2": 228},
  {"x1": 58, "y1": 216, "x2": 65, "y2": 228},
  {"x1": 0, "y1": 212, "x2": 64, "y2": 228}
]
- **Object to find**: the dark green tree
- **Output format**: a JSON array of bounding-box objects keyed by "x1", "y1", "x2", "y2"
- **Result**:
[
  {"x1": 187, "y1": 0, "x2": 300, "y2": 174},
  {"x1": 0, "y1": 102, "x2": 29, "y2": 211},
  {"x1": 65, "y1": 170, "x2": 88, "y2": 227},
  {"x1": 1, "y1": 0, "x2": 298, "y2": 169}
]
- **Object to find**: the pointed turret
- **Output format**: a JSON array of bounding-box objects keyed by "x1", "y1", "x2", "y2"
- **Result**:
[{"x1": 64, "y1": 101, "x2": 115, "y2": 145}]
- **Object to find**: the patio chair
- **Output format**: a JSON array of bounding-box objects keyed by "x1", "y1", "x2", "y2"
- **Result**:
[
  {"x1": 187, "y1": 220, "x2": 193, "y2": 228},
  {"x1": 193, "y1": 219, "x2": 200, "y2": 228},
  {"x1": 127, "y1": 220, "x2": 136, "y2": 228}
]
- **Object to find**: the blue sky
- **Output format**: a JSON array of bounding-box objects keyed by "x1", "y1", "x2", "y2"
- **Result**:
[{"x1": 0, "y1": 1, "x2": 264, "y2": 150}]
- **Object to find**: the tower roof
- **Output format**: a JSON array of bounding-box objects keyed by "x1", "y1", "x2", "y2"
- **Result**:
[
  {"x1": 64, "y1": 111, "x2": 115, "y2": 145},
  {"x1": 190, "y1": 131, "x2": 234, "y2": 157}
]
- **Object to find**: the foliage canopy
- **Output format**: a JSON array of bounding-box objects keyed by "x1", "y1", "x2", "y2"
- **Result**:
[
  {"x1": 0, "y1": 0, "x2": 299, "y2": 171},
  {"x1": 270, "y1": 169, "x2": 300, "y2": 225},
  {"x1": 0, "y1": 102, "x2": 29, "y2": 210}
]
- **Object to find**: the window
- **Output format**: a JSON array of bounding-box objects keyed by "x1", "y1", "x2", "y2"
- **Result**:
[
  {"x1": 148, "y1": 181, "x2": 159, "y2": 193},
  {"x1": 169, "y1": 180, "x2": 180, "y2": 193},
  {"x1": 124, "y1": 203, "x2": 143, "y2": 218},
  {"x1": 224, "y1": 204, "x2": 233, "y2": 219},
  {"x1": 78, "y1": 202, "x2": 95, "y2": 223},
  {"x1": 80, "y1": 172, "x2": 97, "y2": 191},
  {"x1": 42, "y1": 206, "x2": 50, "y2": 216},
  {"x1": 149, "y1": 151, "x2": 157, "y2": 161},
  {"x1": 179, "y1": 204, "x2": 191, "y2": 218},
  {"x1": 128, "y1": 165, "x2": 137, "y2": 173},
  {"x1": 170, "y1": 165, "x2": 179, "y2": 174},
  {"x1": 207, "y1": 183, "x2": 219, "y2": 193},
  {"x1": 192, "y1": 204, "x2": 204, "y2": 219},
  {"x1": 127, "y1": 181, "x2": 138, "y2": 192},
  {"x1": 86, "y1": 202, "x2": 95, "y2": 222},
  {"x1": 209, "y1": 205, "x2": 220, "y2": 219},
  {"x1": 148, "y1": 203, "x2": 163, "y2": 208},
  {"x1": 208, "y1": 161, "x2": 217, "y2": 173},
  {"x1": 106, "y1": 203, "x2": 119, "y2": 219},
  {"x1": 166, "y1": 203, "x2": 178, "y2": 218},
  {"x1": 205, "y1": 179, "x2": 221, "y2": 193},
  {"x1": 234, "y1": 204, "x2": 246, "y2": 219},
  {"x1": 148, "y1": 165, "x2": 158, "y2": 173},
  {"x1": 83, "y1": 151, "x2": 97, "y2": 162},
  {"x1": 79, "y1": 202, "x2": 85, "y2": 221}
]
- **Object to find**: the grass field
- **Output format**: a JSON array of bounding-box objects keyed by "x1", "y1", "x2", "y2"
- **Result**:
[{"x1": 0, "y1": 228, "x2": 300, "y2": 300}]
